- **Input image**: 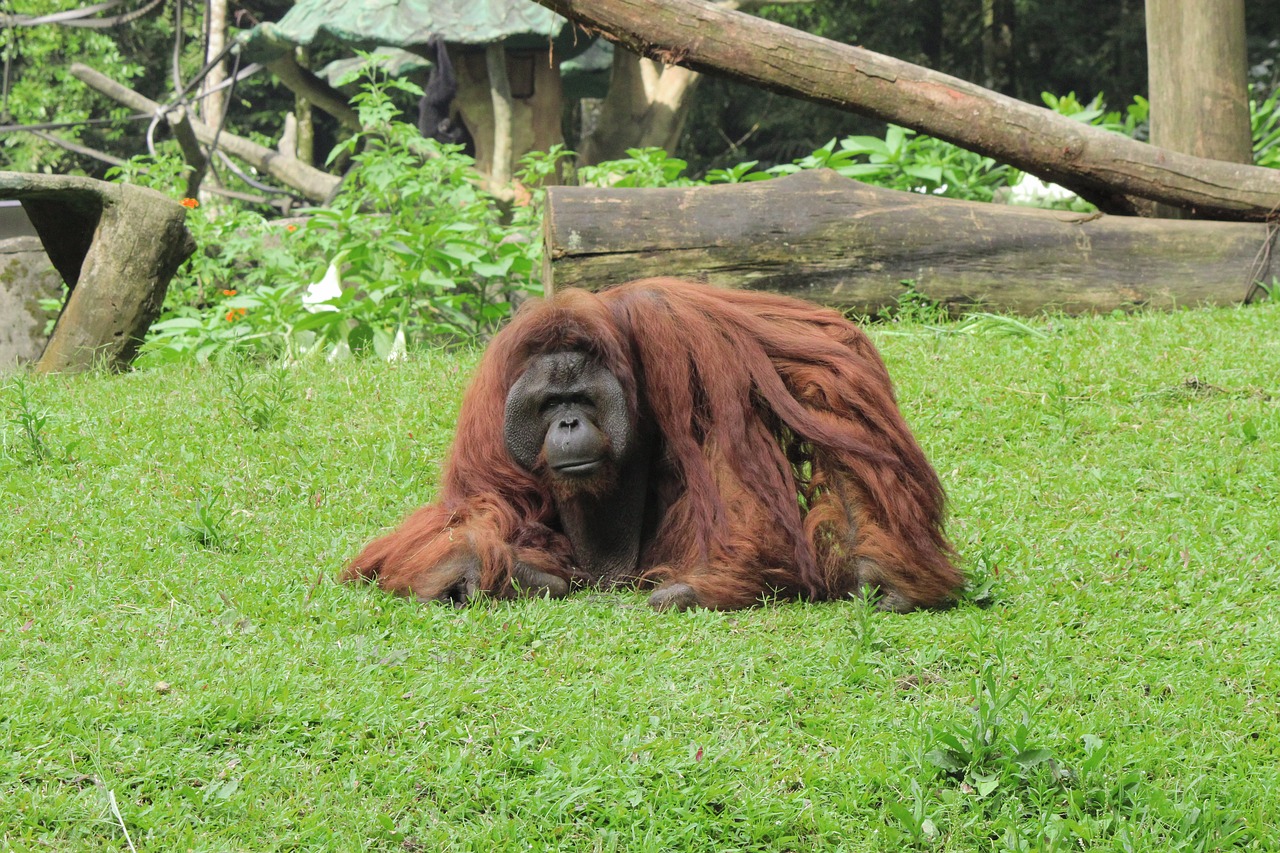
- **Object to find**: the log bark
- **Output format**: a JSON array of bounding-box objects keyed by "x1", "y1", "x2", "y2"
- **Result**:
[
  {"x1": 544, "y1": 170, "x2": 1274, "y2": 315},
  {"x1": 70, "y1": 63, "x2": 342, "y2": 204},
  {"x1": 0, "y1": 171, "x2": 196, "y2": 373},
  {"x1": 531, "y1": 0, "x2": 1280, "y2": 221}
]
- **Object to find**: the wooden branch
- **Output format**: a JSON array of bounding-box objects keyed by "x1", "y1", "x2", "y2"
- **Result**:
[
  {"x1": 265, "y1": 53, "x2": 360, "y2": 130},
  {"x1": 31, "y1": 130, "x2": 127, "y2": 167},
  {"x1": 531, "y1": 0, "x2": 1280, "y2": 221},
  {"x1": 70, "y1": 63, "x2": 342, "y2": 204},
  {"x1": 164, "y1": 105, "x2": 207, "y2": 197},
  {"x1": 544, "y1": 170, "x2": 1275, "y2": 315}
]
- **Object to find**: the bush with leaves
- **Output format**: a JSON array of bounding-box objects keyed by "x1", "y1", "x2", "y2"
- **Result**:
[{"x1": 131, "y1": 63, "x2": 547, "y2": 365}]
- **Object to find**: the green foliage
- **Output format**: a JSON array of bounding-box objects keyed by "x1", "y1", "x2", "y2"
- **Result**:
[
  {"x1": 768, "y1": 127, "x2": 1018, "y2": 202},
  {"x1": 1042, "y1": 91, "x2": 1151, "y2": 139},
  {"x1": 127, "y1": 62, "x2": 547, "y2": 364},
  {"x1": 577, "y1": 147, "x2": 697, "y2": 188},
  {"x1": 0, "y1": 0, "x2": 288, "y2": 178},
  {"x1": 0, "y1": 1, "x2": 144, "y2": 174},
  {"x1": 1252, "y1": 87, "x2": 1280, "y2": 168}
]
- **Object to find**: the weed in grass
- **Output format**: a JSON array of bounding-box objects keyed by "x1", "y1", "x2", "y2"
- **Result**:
[
  {"x1": 885, "y1": 778, "x2": 942, "y2": 845},
  {"x1": 876, "y1": 279, "x2": 951, "y2": 325},
  {"x1": 6, "y1": 373, "x2": 50, "y2": 462},
  {"x1": 222, "y1": 360, "x2": 295, "y2": 432},
  {"x1": 849, "y1": 588, "x2": 889, "y2": 653},
  {"x1": 175, "y1": 487, "x2": 238, "y2": 551},
  {"x1": 924, "y1": 669, "x2": 1054, "y2": 799},
  {"x1": 4, "y1": 373, "x2": 78, "y2": 464},
  {"x1": 959, "y1": 543, "x2": 999, "y2": 608}
]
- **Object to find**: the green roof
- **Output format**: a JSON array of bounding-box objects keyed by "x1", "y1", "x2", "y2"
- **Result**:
[
  {"x1": 238, "y1": 0, "x2": 607, "y2": 94},
  {"x1": 261, "y1": 0, "x2": 572, "y2": 51}
]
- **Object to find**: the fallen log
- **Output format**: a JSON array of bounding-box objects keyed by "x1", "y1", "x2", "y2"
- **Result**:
[
  {"x1": 531, "y1": 0, "x2": 1280, "y2": 222},
  {"x1": 544, "y1": 170, "x2": 1275, "y2": 315}
]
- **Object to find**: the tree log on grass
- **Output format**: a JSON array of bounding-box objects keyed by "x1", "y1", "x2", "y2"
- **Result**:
[
  {"x1": 531, "y1": 0, "x2": 1280, "y2": 221},
  {"x1": 544, "y1": 170, "x2": 1275, "y2": 315}
]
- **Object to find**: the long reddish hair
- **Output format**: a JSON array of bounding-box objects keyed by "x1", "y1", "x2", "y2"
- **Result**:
[{"x1": 346, "y1": 278, "x2": 958, "y2": 607}]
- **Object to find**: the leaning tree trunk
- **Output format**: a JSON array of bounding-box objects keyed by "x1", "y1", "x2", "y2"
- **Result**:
[
  {"x1": 530, "y1": 0, "x2": 1280, "y2": 221},
  {"x1": 580, "y1": 46, "x2": 701, "y2": 165},
  {"x1": 0, "y1": 172, "x2": 196, "y2": 373}
]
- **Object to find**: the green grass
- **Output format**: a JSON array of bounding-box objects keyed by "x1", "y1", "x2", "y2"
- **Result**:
[{"x1": 3, "y1": 301, "x2": 1279, "y2": 851}]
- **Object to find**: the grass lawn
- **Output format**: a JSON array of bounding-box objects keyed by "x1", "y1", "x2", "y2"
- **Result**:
[{"x1": 3, "y1": 300, "x2": 1278, "y2": 851}]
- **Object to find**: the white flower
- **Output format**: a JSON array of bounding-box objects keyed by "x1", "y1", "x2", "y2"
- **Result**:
[
  {"x1": 386, "y1": 326, "x2": 407, "y2": 363},
  {"x1": 303, "y1": 262, "x2": 342, "y2": 312},
  {"x1": 1009, "y1": 174, "x2": 1077, "y2": 205}
]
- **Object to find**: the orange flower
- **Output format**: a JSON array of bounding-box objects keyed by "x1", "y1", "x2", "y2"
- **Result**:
[
  {"x1": 222, "y1": 289, "x2": 237, "y2": 297},
  {"x1": 286, "y1": 224, "x2": 297, "y2": 233},
  {"x1": 224, "y1": 307, "x2": 247, "y2": 322},
  {"x1": 180, "y1": 198, "x2": 199, "y2": 209}
]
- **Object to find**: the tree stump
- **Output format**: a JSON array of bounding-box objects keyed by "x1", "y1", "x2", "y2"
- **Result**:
[{"x1": 0, "y1": 171, "x2": 196, "y2": 373}]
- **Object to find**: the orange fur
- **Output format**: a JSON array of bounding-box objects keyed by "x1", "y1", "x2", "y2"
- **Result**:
[{"x1": 344, "y1": 278, "x2": 962, "y2": 610}]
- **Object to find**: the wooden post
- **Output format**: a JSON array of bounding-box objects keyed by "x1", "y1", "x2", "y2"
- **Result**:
[
  {"x1": 1146, "y1": 0, "x2": 1252, "y2": 218},
  {"x1": 485, "y1": 43, "x2": 515, "y2": 191}
]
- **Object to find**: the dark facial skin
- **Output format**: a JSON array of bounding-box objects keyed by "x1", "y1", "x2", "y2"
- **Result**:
[
  {"x1": 503, "y1": 351, "x2": 631, "y2": 478},
  {"x1": 503, "y1": 352, "x2": 653, "y2": 584}
]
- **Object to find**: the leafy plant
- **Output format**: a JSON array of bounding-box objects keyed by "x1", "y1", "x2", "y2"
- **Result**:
[
  {"x1": 222, "y1": 361, "x2": 295, "y2": 432},
  {"x1": 1042, "y1": 91, "x2": 1150, "y2": 139},
  {"x1": 923, "y1": 670, "x2": 1055, "y2": 799},
  {"x1": 875, "y1": 280, "x2": 951, "y2": 324},
  {"x1": 4, "y1": 374, "x2": 78, "y2": 465},
  {"x1": 129, "y1": 60, "x2": 545, "y2": 363},
  {"x1": 1253, "y1": 87, "x2": 1280, "y2": 168},
  {"x1": 175, "y1": 488, "x2": 237, "y2": 552},
  {"x1": 775, "y1": 128, "x2": 1017, "y2": 201},
  {"x1": 578, "y1": 147, "x2": 697, "y2": 188}
]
